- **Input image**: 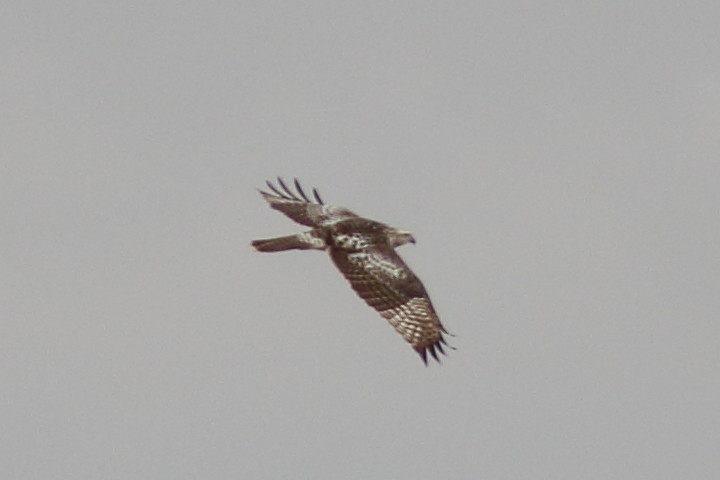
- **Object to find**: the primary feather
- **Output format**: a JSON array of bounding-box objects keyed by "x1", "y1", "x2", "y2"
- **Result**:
[{"x1": 252, "y1": 178, "x2": 451, "y2": 364}]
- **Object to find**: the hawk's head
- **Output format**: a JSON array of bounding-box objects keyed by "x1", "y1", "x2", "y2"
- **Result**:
[{"x1": 388, "y1": 228, "x2": 416, "y2": 248}]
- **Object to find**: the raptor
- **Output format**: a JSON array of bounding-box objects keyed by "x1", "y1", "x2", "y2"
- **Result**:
[{"x1": 252, "y1": 178, "x2": 451, "y2": 364}]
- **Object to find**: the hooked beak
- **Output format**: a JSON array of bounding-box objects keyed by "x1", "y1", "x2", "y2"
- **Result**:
[{"x1": 397, "y1": 230, "x2": 416, "y2": 245}]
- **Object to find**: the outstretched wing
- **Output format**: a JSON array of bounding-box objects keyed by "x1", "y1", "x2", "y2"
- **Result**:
[
  {"x1": 259, "y1": 178, "x2": 358, "y2": 227},
  {"x1": 329, "y1": 246, "x2": 449, "y2": 364}
]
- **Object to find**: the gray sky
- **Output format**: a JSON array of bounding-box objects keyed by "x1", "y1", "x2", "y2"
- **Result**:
[{"x1": 2, "y1": 1, "x2": 719, "y2": 478}]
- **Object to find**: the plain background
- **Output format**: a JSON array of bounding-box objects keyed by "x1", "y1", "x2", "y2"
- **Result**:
[{"x1": 2, "y1": 1, "x2": 719, "y2": 478}]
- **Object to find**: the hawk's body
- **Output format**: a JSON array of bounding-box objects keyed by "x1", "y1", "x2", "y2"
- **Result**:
[{"x1": 252, "y1": 178, "x2": 450, "y2": 364}]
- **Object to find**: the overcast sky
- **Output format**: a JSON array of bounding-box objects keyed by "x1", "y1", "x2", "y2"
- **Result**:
[{"x1": 2, "y1": 1, "x2": 719, "y2": 479}]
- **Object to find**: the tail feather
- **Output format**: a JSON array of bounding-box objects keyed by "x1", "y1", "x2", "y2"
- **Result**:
[{"x1": 251, "y1": 232, "x2": 326, "y2": 252}]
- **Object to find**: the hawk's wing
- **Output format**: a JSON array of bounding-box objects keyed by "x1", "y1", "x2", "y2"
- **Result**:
[
  {"x1": 260, "y1": 178, "x2": 358, "y2": 227},
  {"x1": 329, "y1": 246, "x2": 449, "y2": 364}
]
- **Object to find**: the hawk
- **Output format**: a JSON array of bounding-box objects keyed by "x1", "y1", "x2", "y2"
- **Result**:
[{"x1": 251, "y1": 178, "x2": 451, "y2": 364}]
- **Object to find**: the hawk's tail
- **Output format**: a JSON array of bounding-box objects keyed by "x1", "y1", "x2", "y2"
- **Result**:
[{"x1": 251, "y1": 232, "x2": 326, "y2": 252}]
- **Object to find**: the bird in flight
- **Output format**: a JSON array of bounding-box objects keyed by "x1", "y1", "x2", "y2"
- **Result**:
[{"x1": 251, "y1": 178, "x2": 451, "y2": 364}]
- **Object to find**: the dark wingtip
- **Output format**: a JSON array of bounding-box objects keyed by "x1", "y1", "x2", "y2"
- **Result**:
[
  {"x1": 293, "y1": 178, "x2": 311, "y2": 202},
  {"x1": 260, "y1": 177, "x2": 323, "y2": 205},
  {"x1": 439, "y1": 333, "x2": 457, "y2": 351},
  {"x1": 415, "y1": 337, "x2": 451, "y2": 365},
  {"x1": 265, "y1": 179, "x2": 286, "y2": 198},
  {"x1": 428, "y1": 344, "x2": 440, "y2": 362},
  {"x1": 276, "y1": 177, "x2": 300, "y2": 200},
  {"x1": 416, "y1": 346, "x2": 428, "y2": 365}
]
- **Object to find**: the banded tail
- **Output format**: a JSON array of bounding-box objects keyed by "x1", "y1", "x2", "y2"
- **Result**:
[{"x1": 251, "y1": 231, "x2": 326, "y2": 252}]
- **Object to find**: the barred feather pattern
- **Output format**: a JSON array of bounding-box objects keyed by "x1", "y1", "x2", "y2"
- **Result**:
[
  {"x1": 251, "y1": 231, "x2": 326, "y2": 252},
  {"x1": 330, "y1": 249, "x2": 448, "y2": 364},
  {"x1": 252, "y1": 178, "x2": 451, "y2": 364}
]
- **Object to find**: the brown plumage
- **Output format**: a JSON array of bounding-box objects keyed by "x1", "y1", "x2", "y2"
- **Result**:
[{"x1": 252, "y1": 178, "x2": 452, "y2": 364}]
